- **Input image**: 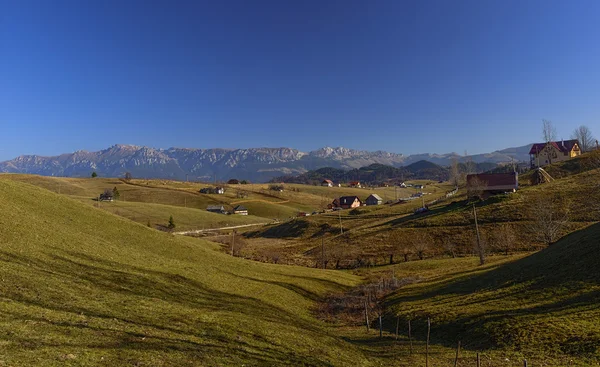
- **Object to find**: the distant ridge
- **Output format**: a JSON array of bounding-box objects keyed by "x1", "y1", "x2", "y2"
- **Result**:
[{"x1": 0, "y1": 144, "x2": 532, "y2": 182}]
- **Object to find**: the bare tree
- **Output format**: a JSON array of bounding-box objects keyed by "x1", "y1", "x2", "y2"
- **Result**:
[
  {"x1": 467, "y1": 175, "x2": 487, "y2": 200},
  {"x1": 449, "y1": 158, "x2": 461, "y2": 188},
  {"x1": 412, "y1": 232, "x2": 432, "y2": 260},
  {"x1": 442, "y1": 237, "x2": 457, "y2": 258},
  {"x1": 571, "y1": 125, "x2": 595, "y2": 152},
  {"x1": 124, "y1": 172, "x2": 133, "y2": 181},
  {"x1": 526, "y1": 195, "x2": 570, "y2": 245},
  {"x1": 491, "y1": 224, "x2": 517, "y2": 255},
  {"x1": 542, "y1": 119, "x2": 557, "y2": 143}
]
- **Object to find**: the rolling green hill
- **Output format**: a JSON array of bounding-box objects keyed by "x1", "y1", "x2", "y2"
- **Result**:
[
  {"x1": 0, "y1": 179, "x2": 372, "y2": 365},
  {"x1": 386, "y1": 221, "x2": 600, "y2": 359}
]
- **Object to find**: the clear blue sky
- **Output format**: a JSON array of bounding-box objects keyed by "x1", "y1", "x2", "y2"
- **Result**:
[{"x1": 2, "y1": 0, "x2": 600, "y2": 161}]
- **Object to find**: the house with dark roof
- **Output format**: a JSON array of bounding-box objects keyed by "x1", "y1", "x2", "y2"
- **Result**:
[
  {"x1": 332, "y1": 196, "x2": 362, "y2": 209},
  {"x1": 207, "y1": 205, "x2": 227, "y2": 214},
  {"x1": 466, "y1": 172, "x2": 518, "y2": 198},
  {"x1": 529, "y1": 140, "x2": 581, "y2": 167},
  {"x1": 365, "y1": 194, "x2": 383, "y2": 206},
  {"x1": 233, "y1": 205, "x2": 248, "y2": 215},
  {"x1": 99, "y1": 192, "x2": 114, "y2": 202}
]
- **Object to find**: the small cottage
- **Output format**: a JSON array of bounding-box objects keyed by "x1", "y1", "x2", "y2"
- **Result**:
[
  {"x1": 233, "y1": 205, "x2": 248, "y2": 215},
  {"x1": 321, "y1": 179, "x2": 334, "y2": 187},
  {"x1": 466, "y1": 172, "x2": 519, "y2": 198},
  {"x1": 365, "y1": 194, "x2": 383, "y2": 206},
  {"x1": 99, "y1": 193, "x2": 114, "y2": 202},
  {"x1": 207, "y1": 205, "x2": 226, "y2": 214},
  {"x1": 349, "y1": 181, "x2": 362, "y2": 188},
  {"x1": 334, "y1": 196, "x2": 362, "y2": 209}
]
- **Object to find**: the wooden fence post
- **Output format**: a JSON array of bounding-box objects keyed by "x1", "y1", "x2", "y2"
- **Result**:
[
  {"x1": 477, "y1": 352, "x2": 480, "y2": 367},
  {"x1": 523, "y1": 360, "x2": 528, "y2": 367},
  {"x1": 408, "y1": 319, "x2": 412, "y2": 355},
  {"x1": 364, "y1": 300, "x2": 370, "y2": 332},
  {"x1": 453, "y1": 340, "x2": 460, "y2": 367},
  {"x1": 426, "y1": 318, "x2": 430, "y2": 367}
]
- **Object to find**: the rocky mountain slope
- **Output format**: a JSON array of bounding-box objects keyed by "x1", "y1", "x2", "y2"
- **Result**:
[{"x1": 0, "y1": 144, "x2": 532, "y2": 182}]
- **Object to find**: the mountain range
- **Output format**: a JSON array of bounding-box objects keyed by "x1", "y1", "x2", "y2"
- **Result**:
[{"x1": 0, "y1": 144, "x2": 533, "y2": 182}]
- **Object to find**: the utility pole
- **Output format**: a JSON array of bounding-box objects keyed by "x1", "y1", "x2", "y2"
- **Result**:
[
  {"x1": 321, "y1": 236, "x2": 325, "y2": 269},
  {"x1": 339, "y1": 210, "x2": 343, "y2": 235},
  {"x1": 395, "y1": 185, "x2": 397, "y2": 201},
  {"x1": 473, "y1": 203, "x2": 484, "y2": 265}
]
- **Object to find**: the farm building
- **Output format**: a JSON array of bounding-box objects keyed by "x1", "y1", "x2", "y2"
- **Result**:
[
  {"x1": 332, "y1": 196, "x2": 362, "y2": 209},
  {"x1": 233, "y1": 205, "x2": 248, "y2": 215},
  {"x1": 199, "y1": 187, "x2": 225, "y2": 194},
  {"x1": 321, "y1": 179, "x2": 334, "y2": 187},
  {"x1": 349, "y1": 181, "x2": 362, "y2": 188},
  {"x1": 529, "y1": 139, "x2": 581, "y2": 167},
  {"x1": 227, "y1": 179, "x2": 240, "y2": 185},
  {"x1": 466, "y1": 172, "x2": 518, "y2": 198},
  {"x1": 99, "y1": 192, "x2": 114, "y2": 202},
  {"x1": 207, "y1": 205, "x2": 227, "y2": 214},
  {"x1": 365, "y1": 194, "x2": 383, "y2": 206}
]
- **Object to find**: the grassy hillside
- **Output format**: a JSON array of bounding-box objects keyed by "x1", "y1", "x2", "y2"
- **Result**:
[
  {"x1": 71, "y1": 198, "x2": 269, "y2": 231},
  {"x1": 385, "y1": 222, "x2": 600, "y2": 360},
  {"x1": 0, "y1": 179, "x2": 373, "y2": 365}
]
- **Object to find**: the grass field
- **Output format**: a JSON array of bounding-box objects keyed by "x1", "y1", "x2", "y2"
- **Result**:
[
  {"x1": 1, "y1": 171, "x2": 599, "y2": 365},
  {"x1": 380, "y1": 221, "x2": 600, "y2": 363},
  {"x1": 0, "y1": 178, "x2": 374, "y2": 366},
  {"x1": 72, "y1": 197, "x2": 269, "y2": 231}
]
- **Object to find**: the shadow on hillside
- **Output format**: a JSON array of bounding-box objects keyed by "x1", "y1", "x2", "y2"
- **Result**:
[
  {"x1": 0, "y1": 249, "x2": 340, "y2": 364},
  {"x1": 245, "y1": 219, "x2": 310, "y2": 238},
  {"x1": 358, "y1": 222, "x2": 600, "y2": 353}
]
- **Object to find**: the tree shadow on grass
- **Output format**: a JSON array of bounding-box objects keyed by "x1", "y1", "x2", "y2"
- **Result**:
[{"x1": 0, "y1": 250, "x2": 348, "y2": 365}]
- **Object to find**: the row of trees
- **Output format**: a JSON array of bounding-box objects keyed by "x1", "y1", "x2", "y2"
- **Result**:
[{"x1": 543, "y1": 119, "x2": 596, "y2": 152}]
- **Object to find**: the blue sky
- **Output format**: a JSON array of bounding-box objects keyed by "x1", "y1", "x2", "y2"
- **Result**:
[{"x1": 1, "y1": 0, "x2": 600, "y2": 161}]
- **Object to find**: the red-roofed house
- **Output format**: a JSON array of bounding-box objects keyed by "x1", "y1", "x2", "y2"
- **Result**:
[
  {"x1": 321, "y1": 179, "x2": 334, "y2": 187},
  {"x1": 349, "y1": 181, "x2": 362, "y2": 188},
  {"x1": 529, "y1": 140, "x2": 581, "y2": 167},
  {"x1": 466, "y1": 172, "x2": 518, "y2": 198}
]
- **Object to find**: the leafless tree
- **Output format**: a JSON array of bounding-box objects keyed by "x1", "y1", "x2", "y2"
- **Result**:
[
  {"x1": 526, "y1": 194, "x2": 570, "y2": 245},
  {"x1": 124, "y1": 172, "x2": 133, "y2": 181},
  {"x1": 571, "y1": 125, "x2": 595, "y2": 152},
  {"x1": 449, "y1": 158, "x2": 461, "y2": 188},
  {"x1": 412, "y1": 232, "x2": 432, "y2": 260},
  {"x1": 442, "y1": 237, "x2": 457, "y2": 258},
  {"x1": 467, "y1": 175, "x2": 487, "y2": 200},
  {"x1": 542, "y1": 119, "x2": 557, "y2": 142},
  {"x1": 490, "y1": 224, "x2": 517, "y2": 255}
]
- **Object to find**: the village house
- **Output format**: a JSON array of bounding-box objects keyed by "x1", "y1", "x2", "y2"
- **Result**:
[
  {"x1": 365, "y1": 194, "x2": 383, "y2": 206},
  {"x1": 227, "y1": 179, "x2": 240, "y2": 185},
  {"x1": 466, "y1": 172, "x2": 519, "y2": 198},
  {"x1": 321, "y1": 179, "x2": 334, "y2": 187},
  {"x1": 529, "y1": 139, "x2": 581, "y2": 167},
  {"x1": 232, "y1": 205, "x2": 248, "y2": 215},
  {"x1": 349, "y1": 181, "x2": 362, "y2": 188},
  {"x1": 199, "y1": 186, "x2": 225, "y2": 194},
  {"x1": 332, "y1": 196, "x2": 362, "y2": 209},
  {"x1": 99, "y1": 192, "x2": 114, "y2": 202},
  {"x1": 207, "y1": 205, "x2": 227, "y2": 214}
]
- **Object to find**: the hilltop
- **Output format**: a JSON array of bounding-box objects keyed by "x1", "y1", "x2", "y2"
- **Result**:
[
  {"x1": 0, "y1": 143, "x2": 532, "y2": 182},
  {"x1": 272, "y1": 161, "x2": 498, "y2": 185}
]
